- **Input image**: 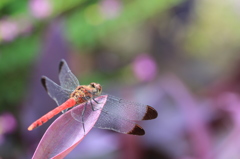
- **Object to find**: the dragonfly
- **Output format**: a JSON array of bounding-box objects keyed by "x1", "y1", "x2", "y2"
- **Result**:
[{"x1": 28, "y1": 59, "x2": 158, "y2": 135}]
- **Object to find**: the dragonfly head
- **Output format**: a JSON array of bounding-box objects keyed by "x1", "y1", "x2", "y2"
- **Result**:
[{"x1": 89, "y1": 82, "x2": 102, "y2": 96}]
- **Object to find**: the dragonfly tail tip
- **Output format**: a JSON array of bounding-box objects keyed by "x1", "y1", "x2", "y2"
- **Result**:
[{"x1": 28, "y1": 126, "x2": 33, "y2": 131}]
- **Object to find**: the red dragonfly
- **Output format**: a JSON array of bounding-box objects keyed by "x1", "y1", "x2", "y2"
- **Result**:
[{"x1": 28, "y1": 59, "x2": 158, "y2": 135}]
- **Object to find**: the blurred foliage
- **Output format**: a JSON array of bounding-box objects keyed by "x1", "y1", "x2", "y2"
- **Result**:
[
  {"x1": 0, "y1": 0, "x2": 28, "y2": 16},
  {"x1": 65, "y1": 0, "x2": 180, "y2": 48},
  {"x1": 185, "y1": 0, "x2": 240, "y2": 61},
  {"x1": 0, "y1": 35, "x2": 39, "y2": 111}
]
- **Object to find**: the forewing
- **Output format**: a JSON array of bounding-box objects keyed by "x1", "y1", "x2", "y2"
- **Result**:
[
  {"x1": 58, "y1": 59, "x2": 79, "y2": 91},
  {"x1": 41, "y1": 76, "x2": 72, "y2": 106},
  {"x1": 94, "y1": 109, "x2": 145, "y2": 135},
  {"x1": 101, "y1": 93, "x2": 158, "y2": 121},
  {"x1": 71, "y1": 96, "x2": 145, "y2": 135}
]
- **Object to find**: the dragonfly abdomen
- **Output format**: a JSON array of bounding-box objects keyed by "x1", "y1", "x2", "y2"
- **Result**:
[{"x1": 28, "y1": 98, "x2": 76, "y2": 131}]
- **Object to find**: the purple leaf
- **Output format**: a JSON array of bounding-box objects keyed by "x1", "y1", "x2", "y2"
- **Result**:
[{"x1": 32, "y1": 95, "x2": 108, "y2": 159}]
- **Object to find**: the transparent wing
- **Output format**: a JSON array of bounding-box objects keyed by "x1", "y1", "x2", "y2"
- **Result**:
[
  {"x1": 58, "y1": 59, "x2": 79, "y2": 91},
  {"x1": 71, "y1": 95, "x2": 145, "y2": 135},
  {"x1": 94, "y1": 110, "x2": 144, "y2": 135},
  {"x1": 101, "y1": 93, "x2": 158, "y2": 121},
  {"x1": 41, "y1": 76, "x2": 72, "y2": 106}
]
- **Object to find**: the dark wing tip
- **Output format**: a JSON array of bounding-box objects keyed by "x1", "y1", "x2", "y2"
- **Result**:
[
  {"x1": 58, "y1": 59, "x2": 65, "y2": 73},
  {"x1": 128, "y1": 124, "x2": 145, "y2": 136},
  {"x1": 41, "y1": 76, "x2": 48, "y2": 92},
  {"x1": 142, "y1": 105, "x2": 158, "y2": 120}
]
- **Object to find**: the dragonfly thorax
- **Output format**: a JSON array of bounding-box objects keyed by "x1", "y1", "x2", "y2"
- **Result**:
[{"x1": 70, "y1": 83, "x2": 102, "y2": 104}]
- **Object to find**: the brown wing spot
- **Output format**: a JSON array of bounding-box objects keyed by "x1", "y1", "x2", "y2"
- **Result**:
[
  {"x1": 142, "y1": 105, "x2": 158, "y2": 120},
  {"x1": 127, "y1": 124, "x2": 145, "y2": 136},
  {"x1": 41, "y1": 77, "x2": 48, "y2": 92},
  {"x1": 59, "y1": 59, "x2": 65, "y2": 73}
]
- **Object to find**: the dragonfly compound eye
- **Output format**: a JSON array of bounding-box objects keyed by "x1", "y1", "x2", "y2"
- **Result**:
[{"x1": 90, "y1": 83, "x2": 95, "y2": 88}]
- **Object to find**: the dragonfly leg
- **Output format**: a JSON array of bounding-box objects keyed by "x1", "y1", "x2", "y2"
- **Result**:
[
  {"x1": 90, "y1": 98, "x2": 102, "y2": 111},
  {"x1": 81, "y1": 102, "x2": 87, "y2": 135},
  {"x1": 90, "y1": 100, "x2": 97, "y2": 111},
  {"x1": 92, "y1": 98, "x2": 99, "y2": 104},
  {"x1": 92, "y1": 97, "x2": 104, "y2": 105}
]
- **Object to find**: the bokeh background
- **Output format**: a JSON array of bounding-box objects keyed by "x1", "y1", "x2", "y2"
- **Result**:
[{"x1": 1, "y1": 0, "x2": 240, "y2": 158}]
